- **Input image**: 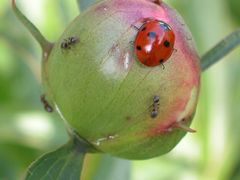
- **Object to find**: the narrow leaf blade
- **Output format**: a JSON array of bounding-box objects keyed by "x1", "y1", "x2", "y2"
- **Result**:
[{"x1": 201, "y1": 29, "x2": 240, "y2": 71}]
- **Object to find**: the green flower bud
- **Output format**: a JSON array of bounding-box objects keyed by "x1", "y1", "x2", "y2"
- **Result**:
[{"x1": 42, "y1": 0, "x2": 200, "y2": 159}]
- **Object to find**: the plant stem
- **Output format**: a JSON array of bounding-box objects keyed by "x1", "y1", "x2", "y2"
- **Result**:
[
  {"x1": 12, "y1": 0, "x2": 52, "y2": 52},
  {"x1": 201, "y1": 29, "x2": 240, "y2": 71}
]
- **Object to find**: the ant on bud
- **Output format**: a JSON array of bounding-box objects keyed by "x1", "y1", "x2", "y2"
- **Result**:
[
  {"x1": 151, "y1": 95, "x2": 160, "y2": 118},
  {"x1": 61, "y1": 36, "x2": 79, "y2": 49},
  {"x1": 40, "y1": 94, "x2": 53, "y2": 113}
]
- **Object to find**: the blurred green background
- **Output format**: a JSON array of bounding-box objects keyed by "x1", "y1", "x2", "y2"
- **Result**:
[{"x1": 1, "y1": 0, "x2": 240, "y2": 179}]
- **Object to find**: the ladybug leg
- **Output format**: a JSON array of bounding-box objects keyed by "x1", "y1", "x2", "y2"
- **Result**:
[
  {"x1": 131, "y1": 18, "x2": 153, "y2": 31},
  {"x1": 131, "y1": 17, "x2": 154, "y2": 30},
  {"x1": 131, "y1": 24, "x2": 140, "y2": 31},
  {"x1": 161, "y1": 63, "x2": 165, "y2": 70},
  {"x1": 159, "y1": 60, "x2": 165, "y2": 69},
  {"x1": 129, "y1": 41, "x2": 134, "y2": 46}
]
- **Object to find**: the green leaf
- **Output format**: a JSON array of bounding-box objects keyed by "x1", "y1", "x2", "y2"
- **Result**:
[
  {"x1": 201, "y1": 29, "x2": 240, "y2": 71},
  {"x1": 25, "y1": 138, "x2": 90, "y2": 180},
  {"x1": 76, "y1": 0, "x2": 99, "y2": 11}
]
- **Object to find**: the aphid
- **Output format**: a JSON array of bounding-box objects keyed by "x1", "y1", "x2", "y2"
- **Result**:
[
  {"x1": 133, "y1": 19, "x2": 175, "y2": 67},
  {"x1": 151, "y1": 95, "x2": 160, "y2": 118},
  {"x1": 40, "y1": 94, "x2": 53, "y2": 113},
  {"x1": 60, "y1": 36, "x2": 79, "y2": 49}
]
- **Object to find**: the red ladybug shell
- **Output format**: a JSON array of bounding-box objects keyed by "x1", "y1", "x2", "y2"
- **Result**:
[{"x1": 134, "y1": 19, "x2": 175, "y2": 67}]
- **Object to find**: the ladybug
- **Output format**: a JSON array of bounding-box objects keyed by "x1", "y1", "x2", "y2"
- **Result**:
[{"x1": 134, "y1": 19, "x2": 175, "y2": 67}]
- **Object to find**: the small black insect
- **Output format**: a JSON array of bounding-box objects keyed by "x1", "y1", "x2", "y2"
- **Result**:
[
  {"x1": 40, "y1": 94, "x2": 53, "y2": 113},
  {"x1": 151, "y1": 95, "x2": 160, "y2": 118},
  {"x1": 151, "y1": 109, "x2": 158, "y2": 118},
  {"x1": 60, "y1": 36, "x2": 79, "y2": 49},
  {"x1": 61, "y1": 39, "x2": 69, "y2": 49},
  {"x1": 68, "y1": 36, "x2": 79, "y2": 44},
  {"x1": 153, "y1": 95, "x2": 160, "y2": 103}
]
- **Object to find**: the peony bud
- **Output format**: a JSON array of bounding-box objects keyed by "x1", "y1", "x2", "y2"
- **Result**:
[{"x1": 43, "y1": 0, "x2": 200, "y2": 159}]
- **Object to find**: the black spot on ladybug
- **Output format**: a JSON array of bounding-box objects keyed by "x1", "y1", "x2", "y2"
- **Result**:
[
  {"x1": 164, "y1": 40, "x2": 170, "y2": 47},
  {"x1": 136, "y1": 45, "x2": 142, "y2": 51},
  {"x1": 147, "y1": 32, "x2": 157, "y2": 39},
  {"x1": 159, "y1": 59, "x2": 164, "y2": 63}
]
